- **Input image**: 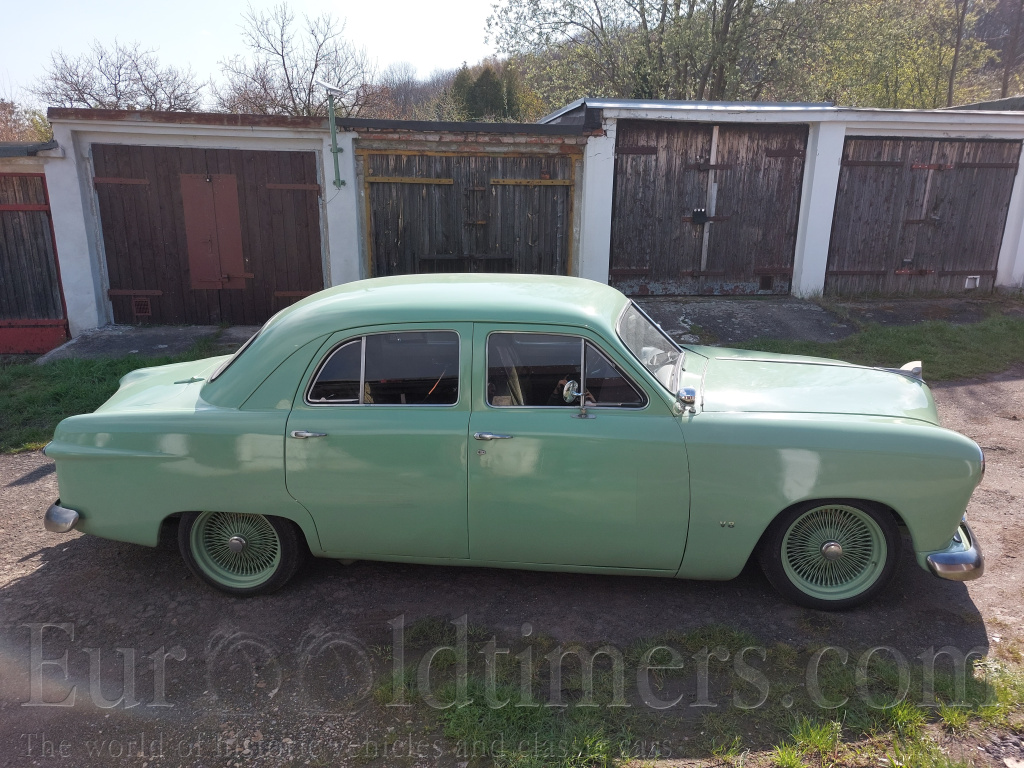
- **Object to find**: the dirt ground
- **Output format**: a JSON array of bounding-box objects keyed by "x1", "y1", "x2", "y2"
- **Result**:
[{"x1": 0, "y1": 365, "x2": 1022, "y2": 766}]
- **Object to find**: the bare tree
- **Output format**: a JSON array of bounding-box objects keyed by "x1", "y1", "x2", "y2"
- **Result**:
[
  {"x1": 32, "y1": 40, "x2": 203, "y2": 110},
  {"x1": 215, "y1": 3, "x2": 375, "y2": 117}
]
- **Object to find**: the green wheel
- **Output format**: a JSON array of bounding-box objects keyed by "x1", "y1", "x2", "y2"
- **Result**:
[
  {"x1": 759, "y1": 500, "x2": 900, "y2": 610},
  {"x1": 178, "y1": 511, "x2": 305, "y2": 596}
]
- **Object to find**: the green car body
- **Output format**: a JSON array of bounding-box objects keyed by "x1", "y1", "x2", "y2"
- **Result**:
[{"x1": 44, "y1": 275, "x2": 985, "y2": 607}]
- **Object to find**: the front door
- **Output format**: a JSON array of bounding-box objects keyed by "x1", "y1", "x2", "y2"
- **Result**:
[
  {"x1": 467, "y1": 325, "x2": 690, "y2": 570},
  {"x1": 285, "y1": 324, "x2": 473, "y2": 558}
]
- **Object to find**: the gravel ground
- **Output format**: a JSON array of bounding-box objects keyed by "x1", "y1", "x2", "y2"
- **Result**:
[{"x1": 0, "y1": 366, "x2": 1021, "y2": 767}]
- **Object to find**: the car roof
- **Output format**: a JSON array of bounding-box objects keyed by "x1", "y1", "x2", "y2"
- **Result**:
[{"x1": 204, "y1": 274, "x2": 632, "y2": 407}]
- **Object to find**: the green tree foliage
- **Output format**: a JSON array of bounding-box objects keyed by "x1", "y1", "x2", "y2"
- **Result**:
[{"x1": 489, "y1": 0, "x2": 1010, "y2": 109}]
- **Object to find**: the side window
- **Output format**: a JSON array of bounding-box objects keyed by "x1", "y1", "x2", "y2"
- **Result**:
[
  {"x1": 488, "y1": 333, "x2": 581, "y2": 406},
  {"x1": 487, "y1": 333, "x2": 645, "y2": 408},
  {"x1": 308, "y1": 331, "x2": 459, "y2": 405},
  {"x1": 585, "y1": 343, "x2": 645, "y2": 406}
]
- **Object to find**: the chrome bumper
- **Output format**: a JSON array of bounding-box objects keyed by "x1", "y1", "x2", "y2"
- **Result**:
[
  {"x1": 44, "y1": 501, "x2": 79, "y2": 533},
  {"x1": 926, "y1": 519, "x2": 984, "y2": 582}
]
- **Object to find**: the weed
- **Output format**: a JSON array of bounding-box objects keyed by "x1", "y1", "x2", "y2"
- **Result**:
[
  {"x1": 791, "y1": 718, "x2": 841, "y2": 768},
  {"x1": 880, "y1": 701, "x2": 926, "y2": 740},
  {"x1": 772, "y1": 742, "x2": 804, "y2": 768},
  {"x1": 938, "y1": 701, "x2": 970, "y2": 734}
]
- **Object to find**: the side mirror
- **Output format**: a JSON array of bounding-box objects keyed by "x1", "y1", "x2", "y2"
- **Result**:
[
  {"x1": 677, "y1": 387, "x2": 697, "y2": 405},
  {"x1": 563, "y1": 380, "x2": 581, "y2": 403},
  {"x1": 675, "y1": 387, "x2": 697, "y2": 414}
]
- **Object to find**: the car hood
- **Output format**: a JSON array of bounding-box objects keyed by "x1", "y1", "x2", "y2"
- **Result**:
[
  {"x1": 94, "y1": 357, "x2": 228, "y2": 412},
  {"x1": 693, "y1": 347, "x2": 939, "y2": 424}
]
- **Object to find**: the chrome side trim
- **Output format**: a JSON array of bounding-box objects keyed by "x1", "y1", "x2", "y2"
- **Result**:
[
  {"x1": 926, "y1": 520, "x2": 984, "y2": 582},
  {"x1": 44, "y1": 501, "x2": 80, "y2": 533}
]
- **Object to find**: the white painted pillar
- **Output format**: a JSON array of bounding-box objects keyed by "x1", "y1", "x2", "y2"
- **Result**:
[
  {"x1": 576, "y1": 119, "x2": 617, "y2": 284},
  {"x1": 791, "y1": 121, "x2": 846, "y2": 297},
  {"x1": 43, "y1": 126, "x2": 107, "y2": 335},
  {"x1": 996, "y1": 143, "x2": 1024, "y2": 290},
  {"x1": 320, "y1": 131, "x2": 363, "y2": 285}
]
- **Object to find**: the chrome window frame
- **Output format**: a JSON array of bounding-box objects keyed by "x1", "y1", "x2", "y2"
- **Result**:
[
  {"x1": 304, "y1": 329, "x2": 462, "y2": 408},
  {"x1": 484, "y1": 330, "x2": 649, "y2": 410}
]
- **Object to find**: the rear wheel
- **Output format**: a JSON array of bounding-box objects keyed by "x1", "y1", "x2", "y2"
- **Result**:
[
  {"x1": 178, "y1": 511, "x2": 305, "y2": 596},
  {"x1": 758, "y1": 500, "x2": 900, "y2": 610}
]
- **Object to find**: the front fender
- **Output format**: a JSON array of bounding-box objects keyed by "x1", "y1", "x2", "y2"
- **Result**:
[{"x1": 676, "y1": 412, "x2": 982, "y2": 580}]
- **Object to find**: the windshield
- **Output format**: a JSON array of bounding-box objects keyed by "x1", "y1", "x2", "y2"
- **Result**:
[{"x1": 616, "y1": 303, "x2": 683, "y2": 392}]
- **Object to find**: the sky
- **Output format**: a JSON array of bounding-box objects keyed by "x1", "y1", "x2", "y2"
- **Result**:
[{"x1": 1, "y1": 0, "x2": 498, "y2": 105}]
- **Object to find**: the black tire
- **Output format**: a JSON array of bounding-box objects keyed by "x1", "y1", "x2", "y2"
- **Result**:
[
  {"x1": 178, "y1": 511, "x2": 306, "y2": 596},
  {"x1": 758, "y1": 499, "x2": 901, "y2": 610}
]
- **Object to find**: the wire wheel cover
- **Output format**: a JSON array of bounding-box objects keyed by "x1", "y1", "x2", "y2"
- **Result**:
[
  {"x1": 782, "y1": 505, "x2": 886, "y2": 598},
  {"x1": 191, "y1": 512, "x2": 281, "y2": 587}
]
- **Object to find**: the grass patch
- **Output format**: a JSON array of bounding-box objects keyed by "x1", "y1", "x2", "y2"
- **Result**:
[
  {"x1": 0, "y1": 339, "x2": 216, "y2": 453},
  {"x1": 368, "y1": 619, "x2": 1024, "y2": 768},
  {"x1": 737, "y1": 314, "x2": 1024, "y2": 380}
]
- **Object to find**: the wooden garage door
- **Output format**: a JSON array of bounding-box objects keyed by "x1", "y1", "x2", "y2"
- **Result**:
[
  {"x1": 609, "y1": 121, "x2": 807, "y2": 295},
  {"x1": 362, "y1": 152, "x2": 574, "y2": 277},
  {"x1": 93, "y1": 145, "x2": 324, "y2": 325},
  {"x1": 826, "y1": 138, "x2": 1021, "y2": 295},
  {"x1": 0, "y1": 173, "x2": 67, "y2": 353}
]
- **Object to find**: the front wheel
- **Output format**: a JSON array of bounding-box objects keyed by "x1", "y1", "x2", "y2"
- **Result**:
[
  {"x1": 758, "y1": 500, "x2": 900, "y2": 610},
  {"x1": 178, "y1": 511, "x2": 306, "y2": 596}
]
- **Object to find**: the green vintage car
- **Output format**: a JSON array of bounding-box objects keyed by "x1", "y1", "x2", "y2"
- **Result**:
[{"x1": 43, "y1": 275, "x2": 984, "y2": 609}]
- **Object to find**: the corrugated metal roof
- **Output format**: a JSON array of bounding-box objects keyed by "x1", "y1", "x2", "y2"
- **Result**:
[
  {"x1": 0, "y1": 140, "x2": 58, "y2": 158},
  {"x1": 540, "y1": 97, "x2": 835, "y2": 123},
  {"x1": 949, "y1": 96, "x2": 1024, "y2": 112}
]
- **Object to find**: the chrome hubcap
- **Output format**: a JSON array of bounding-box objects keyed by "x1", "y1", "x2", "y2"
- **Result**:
[
  {"x1": 820, "y1": 541, "x2": 843, "y2": 561},
  {"x1": 227, "y1": 535, "x2": 248, "y2": 554}
]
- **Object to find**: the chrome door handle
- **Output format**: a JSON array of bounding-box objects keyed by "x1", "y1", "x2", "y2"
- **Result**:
[
  {"x1": 290, "y1": 430, "x2": 328, "y2": 439},
  {"x1": 473, "y1": 432, "x2": 513, "y2": 440}
]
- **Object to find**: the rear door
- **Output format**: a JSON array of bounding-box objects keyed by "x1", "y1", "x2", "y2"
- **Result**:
[{"x1": 285, "y1": 324, "x2": 472, "y2": 558}]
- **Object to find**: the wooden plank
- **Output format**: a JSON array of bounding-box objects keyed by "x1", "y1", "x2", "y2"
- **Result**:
[
  {"x1": 0, "y1": 204, "x2": 49, "y2": 212},
  {"x1": 108, "y1": 289, "x2": 163, "y2": 296},
  {"x1": 956, "y1": 162, "x2": 1019, "y2": 169},
  {"x1": 366, "y1": 176, "x2": 454, "y2": 184},
  {"x1": 265, "y1": 182, "x2": 320, "y2": 191},
  {"x1": 826, "y1": 270, "x2": 888, "y2": 276},
  {"x1": 617, "y1": 146, "x2": 658, "y2": 155},
  {"x1": 489, "y1": 178, "x2": 573, "y2": 186},
  {"x1": 93, "y1": 177, "x2": 150, "y2": 185},
  {"x1": 274, "y1": 290, "x2": 315, "y2": 297},
  {"x1": 841, "y1": 159, "x2": 904, "y2": 167}
]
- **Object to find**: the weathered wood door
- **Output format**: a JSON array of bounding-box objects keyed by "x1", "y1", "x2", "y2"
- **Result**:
[
  {"x1": 610, "y1": 121, "x2": 807, "y2": 295},
  {"x1": 0, "y1": 173, "x2": 67, "y2": 353},
  {"x1": 826, "y1": 138, "x2": 1021, "y2": 295},
  {"x1": 93, "y1": 145, "x2": 324, "y2": 325},
  {"x1": 362, "y1": 152, "x2": 573, "y2": 277}
]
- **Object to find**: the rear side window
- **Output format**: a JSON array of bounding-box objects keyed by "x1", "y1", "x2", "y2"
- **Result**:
[{"x1": 307, "y1": 331, "x2": 459, "y2": 405}]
